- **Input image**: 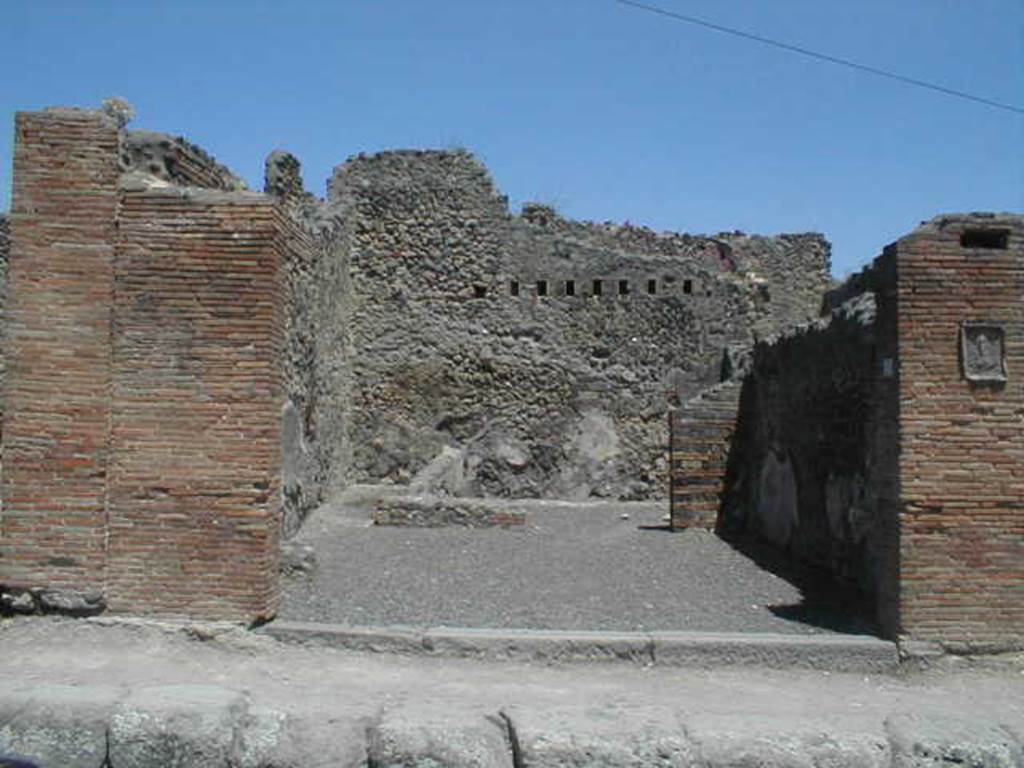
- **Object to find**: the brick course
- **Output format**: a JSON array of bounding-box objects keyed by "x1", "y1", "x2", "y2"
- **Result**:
[
  {"x1": 106, "y1": 189, "x2": 284, "y2": 620},
  {"x1": 895, "y1": 215, "x2": 1023, "y2": 649},
  {"x1": 714, "y1": 214, "x2": 1022, "y2": 647},
  {"x1": 1, "y1": 109, "x2": 285, "y2": 621},
  {"x1": 2, "y1": 110, "x2": 120, "y2": 597},
  {"x1": 669, "y1": 380, "x2": 741, "y2": 529}
]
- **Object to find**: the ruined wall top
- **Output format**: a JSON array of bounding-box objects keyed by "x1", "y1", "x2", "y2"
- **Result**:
[
  {"x1": 121, "y1": 130, "x2": 248, "y2": 192},
  {"x1": 904, "y1": 211, "x2": 1023, "y2": 240},
  {"x1": 823, "y1": 211, "x2": 1023, "y2": 314},
  {"x1": 326, "y1": 148, "x2": 830, "y2": 288},
  {"x1": 326, "y1": 149, "x2": 509, "y2": 222},
  {"x1": 520, "y1": 201, "x2": 829, "y2": 271}
]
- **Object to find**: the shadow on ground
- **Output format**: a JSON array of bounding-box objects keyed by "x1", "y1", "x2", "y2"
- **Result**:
[
  {"x1": 280, "y1": 488, "x2": 881, "y2": 637},
  {"x1": 717, "y1": 530, "x2": 878, "y2": 636}
]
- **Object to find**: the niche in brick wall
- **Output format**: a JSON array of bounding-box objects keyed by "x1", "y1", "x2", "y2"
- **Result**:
[{"x1": 961, "y1": 322, "x2": 1007, "y2": 383}]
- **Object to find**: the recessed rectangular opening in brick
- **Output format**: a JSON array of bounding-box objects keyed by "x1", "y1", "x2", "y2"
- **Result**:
[
  {"x1": 536, "y1": 280, "x2": 547, "y2": 297},
  {"x1": 565, "y1": 279, "x2": 575, "y2": 296},
  {"x1": 618, "y1": 279, "x2": 630, "y2": 296},
  {"x1": 509, "y1": 280, "x2": 519, "y2": 296},
  {"x1": 592, "y1": 279, "x2": 602, "y2": 296},
  {"x1": 960, "y1": 229, "x2": 1009, "y2": 250},
  {"x1": 473, "y1": 285, "x2": 487, "y2": 298},
  {"x1": 647, "y1": 279, "x2": 657, "y2": 295},
  {"x1": 683, "y1": 279, "x2": 693, "y2": 295}
]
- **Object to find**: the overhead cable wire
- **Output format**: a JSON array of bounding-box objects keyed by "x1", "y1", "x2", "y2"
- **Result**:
[{"x1": 615, "y1": 0, "x2": 1024, "y2": 115}]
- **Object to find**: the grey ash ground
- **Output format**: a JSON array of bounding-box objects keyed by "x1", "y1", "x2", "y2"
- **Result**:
[{"x1": 280, "y1": 488, "x2": 874, "y2": 635}]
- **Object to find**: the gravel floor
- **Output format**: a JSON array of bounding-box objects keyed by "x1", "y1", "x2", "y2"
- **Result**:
[{"x1": 280, "y1": 488, "x2": 874, "y2": 635}]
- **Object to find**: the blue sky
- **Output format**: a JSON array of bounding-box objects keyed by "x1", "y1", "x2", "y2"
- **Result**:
[{"x1": 1, "y1": 1, "x2": 1021, "y2": 277}]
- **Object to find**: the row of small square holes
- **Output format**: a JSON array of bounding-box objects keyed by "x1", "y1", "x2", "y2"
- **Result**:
[{"x1": 492, "y1": 279, "x2": 694, "y2": 298}]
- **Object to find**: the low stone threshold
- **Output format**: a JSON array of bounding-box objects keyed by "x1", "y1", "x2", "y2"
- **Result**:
[{"x1": 258, "y1": 620, "x2": 898, "y2": 672}]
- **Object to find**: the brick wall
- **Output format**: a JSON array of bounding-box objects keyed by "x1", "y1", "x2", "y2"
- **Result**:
[
  {"x1": 718, "y1": 214, "x2": 1022, "y2": 646},
  {"x1": 0, "y1": 213, "x2": 10, "y2": 426},
  {"x1": 895, "y1": 214, "x2": 1023, "y2": 650},
  {"x1": 106, "y1": 189, "x2": 284, "y2": 620},
  {"x1": 1, "y1": 108, "x2": 285, "y2": 621},
  {"x1": 1, "y1": 110, "x2": 120, "y2": 599},
  {"x1": 669, "y1": 380, "x2": 742, "y2": 529}
]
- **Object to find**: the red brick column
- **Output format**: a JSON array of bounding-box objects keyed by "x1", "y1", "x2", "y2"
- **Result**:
[
  {"x1": 1, "y1": 110, "x2": 120, "y2": 599},
  {"x1": 896, "y1": 215, "x2": 1023, "y2": 649},
  {"x1": 107, "y1": 190, "x2": 284, "y2": 620},
  {"x1": 3, "y1": 108, "x2": 285, "y2": 622}
]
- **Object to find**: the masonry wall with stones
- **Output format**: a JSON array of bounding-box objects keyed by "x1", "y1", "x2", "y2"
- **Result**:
[
  {"x1": 265, "y1": 152, "x2": 355, "y2": 536},
  {"x1": 328, "y1": 150, "x2": 831, "y2": 500},
  {"x1": 719, "y1": 214, "x2": 1023, "y2": 648},
  {"x1": 0, "y1": 108, "x2": 298, "y2": 620},
  {"x1": 717, "y1": 264, "x2": 900, "y2": 634}
]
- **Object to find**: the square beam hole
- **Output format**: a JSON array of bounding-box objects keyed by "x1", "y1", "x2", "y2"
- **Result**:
[{"x1": 960, "y1": 229, "x2": 1009, "y2": 250}]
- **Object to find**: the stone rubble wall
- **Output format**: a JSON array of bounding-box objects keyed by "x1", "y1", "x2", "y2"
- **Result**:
[
  {"x1": 372, "y1": 494, "x2": 527, "y2": 527},
  {"x1": 721, "y1": 213, "x2": 1024, "y2": 648},
  {"x1": 719, "y1": 275, "x2": 900, "y2": 632},
  {"x1": 520, "y1": 203, "x2": 833, "y2": 338},
  {"x1": 268, "y1": 152, "x2": 355, "y2": 537},
  {"x1": 328, "y1": 150, "x2": 829, "y2": 500}
]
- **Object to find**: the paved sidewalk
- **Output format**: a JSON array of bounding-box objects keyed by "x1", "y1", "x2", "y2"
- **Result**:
[
  {"x1": 1, "y1": 617, "x2": 1022, "y2": 767},
  {"x1": 280, "y1": 488, "x2": 874, "y2": 635}
]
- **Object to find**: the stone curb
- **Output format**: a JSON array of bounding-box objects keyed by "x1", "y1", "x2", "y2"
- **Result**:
[{"x1": 259, "y1": 621, "x2": 898, "y2": 671}]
